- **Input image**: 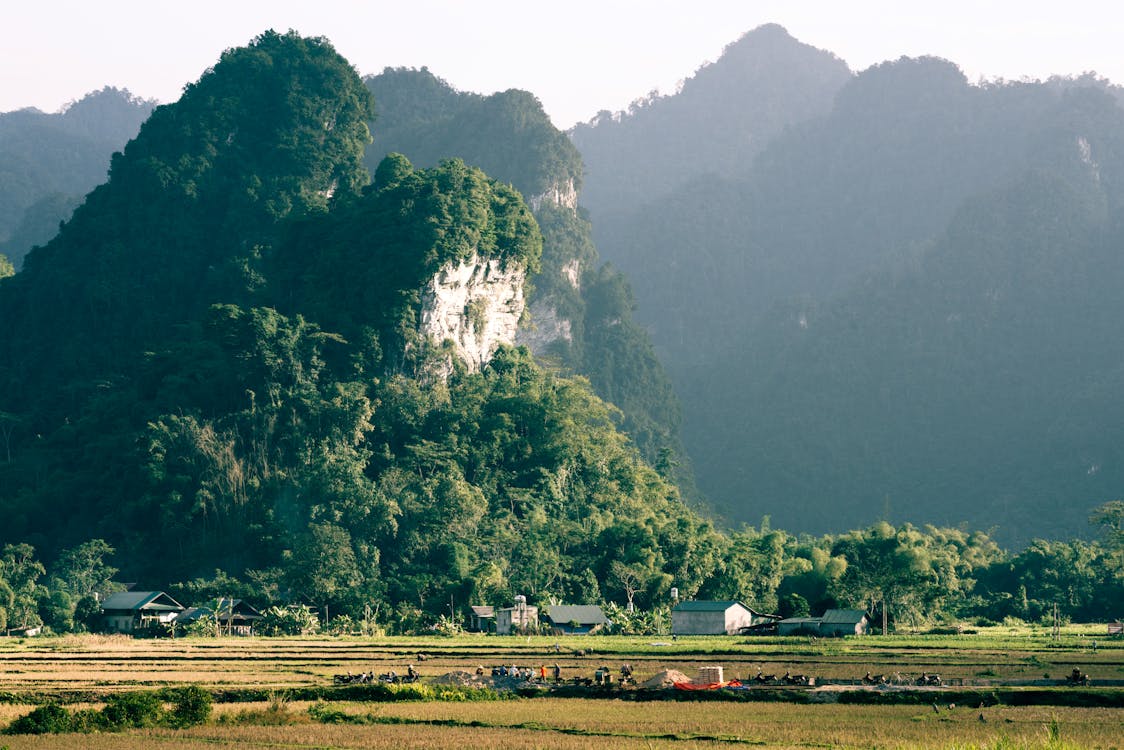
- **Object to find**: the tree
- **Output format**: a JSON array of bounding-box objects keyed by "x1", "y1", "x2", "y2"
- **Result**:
[
  {"x1": 0, "y1": 543, "x2": 46, "y2": 631},
  {"x1": 51, "y1": 539, "x2": 118, "y2": 599},
  {"x1": 0, "y1": 254, "x2": 13, "y2": 279}
]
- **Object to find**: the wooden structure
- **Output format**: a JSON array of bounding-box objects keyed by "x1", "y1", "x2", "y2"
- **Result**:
[
  {"x1": 467, "y1": 605, "x2": 495, "y2": 632},
  {"x1": 543, "y1": 604, "x2": 609, "y2": 635},
  {"x1": 177, "y1": 598, "x2": 263, "y2": 635},
  {"x1": 100, "y1": 591, "x2": 185, "y2": 634}
]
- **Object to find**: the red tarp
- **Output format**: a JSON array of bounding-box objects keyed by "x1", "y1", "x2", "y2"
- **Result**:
[{"x1": 672, "y1": 680, "x2": 743, "y2": 691}]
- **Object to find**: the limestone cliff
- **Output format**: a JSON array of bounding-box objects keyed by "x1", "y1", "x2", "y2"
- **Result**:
[{"x1": 420, "y1": 253, "x2": 527, "y2": 371}]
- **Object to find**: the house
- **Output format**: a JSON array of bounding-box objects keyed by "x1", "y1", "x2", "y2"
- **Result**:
[
  {"x1": 818, "y1": 609, "x2": 870, "y2": 637},
  {"x1": 177, "y1": 598, "x2": 263, "y2": 636},
  {"x1": 672, "y1": 600, "x2": 769, "y2": 635},
  {"x1": 100, "y1": 591, "x2": 185, "y2": 634},
  {"x1": 495, "y1": 597, "x2": 538, "y2": 635},
  {"x1": 467, "y1": 605, "x2": 495, "y2": 633},
  {"x1": 543, "y1": 605, "x2": 610, "y2": 635},
  {"x1": 777, "y1": 617, "x2": 823, "y2": 636}
]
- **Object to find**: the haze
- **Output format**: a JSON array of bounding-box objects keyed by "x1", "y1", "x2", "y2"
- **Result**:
[{"x1": 4, "y1": 0, "x2": 1123, "y2": 129}]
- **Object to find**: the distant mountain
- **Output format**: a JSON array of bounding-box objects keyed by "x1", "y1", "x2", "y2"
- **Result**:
[
  {"x1": 570, "y1": 26, "x2": 1124, "y2": 542},
  {"x1": 571, "y1": 24, "x2": 851, "y2": 249},
  {"x1": 0, "y1": 87, "x2": 154, "y2": 268}
]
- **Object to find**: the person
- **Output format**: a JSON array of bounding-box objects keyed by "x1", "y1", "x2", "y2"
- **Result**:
[
  {"x1": 539, "y1": 664, "x2": 547, "y2": 682},
  {"x1": 620, "y1": 664, "x2": 633, "y2": 682},
  {"x1": 407, "y1": 664, "x2": 417, "y2": 680},
  {"x1": 553, "y1": 663, "x2": 561, "y2": 683}
]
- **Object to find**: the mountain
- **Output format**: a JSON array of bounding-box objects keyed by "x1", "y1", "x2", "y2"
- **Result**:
[
  {"x1": 570, "y1": 26, "x2": 1124, "y2": 542},
  {"x1": 0, "y1": 87, "x2": 154, "y2": 268},
  {"x1": 363, "y1": 68, "x2": 697, "y2": 497},
  {"x1": 571, "y1": 24, "x2": 852, "y2": 252},
  {"x1": 0, "y1": 32, "x2": 717, "y2": 615}
]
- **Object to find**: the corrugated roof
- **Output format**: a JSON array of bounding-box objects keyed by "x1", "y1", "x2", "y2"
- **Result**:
[
  {"x1": 100, "y1": 591, "x2": 184, "y2": 612},
  {"x1": 470, "y1": 606, "x2": 495, "y2": 617},
  {"x1": 545, "y1": 605, "x2": 609, "y2": 625},
  {"x1": 672, "y1": 600, "x2": 745, "y2": 612},
  {"x1": 820, "y1": 609, "x2": 868, "y2": 624}
]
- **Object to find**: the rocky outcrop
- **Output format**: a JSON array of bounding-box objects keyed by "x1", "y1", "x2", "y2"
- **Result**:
[
  {"x1": 528, "y1": 178, "x2": 578, "y2": 213},
  {"x1": 419, "y1": 253, "x2": 526, "y2": 372}
]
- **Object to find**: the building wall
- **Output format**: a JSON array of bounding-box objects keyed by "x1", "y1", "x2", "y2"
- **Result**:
[
  {"x1": 672, "y1": 610, "x2": 725, "y2": 635},
  {"x1": 496, "y1": 606, "x2": 538, "y2": 635}
]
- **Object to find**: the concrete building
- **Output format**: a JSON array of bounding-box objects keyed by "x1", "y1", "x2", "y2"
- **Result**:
[
  {"x1": 495, "y1": 596, "x2": 538, "y2": 634},
  {"x1": 671, "y1": 600, "x2": 765, "y2": 635},
  {"x1": 818, "y1": 609, "x2": 870, "y2": 636}
]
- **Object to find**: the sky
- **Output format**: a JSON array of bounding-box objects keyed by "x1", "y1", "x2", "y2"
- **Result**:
[{"x1": 4, "y1": 0, "x2": 1124, "y2": 130}]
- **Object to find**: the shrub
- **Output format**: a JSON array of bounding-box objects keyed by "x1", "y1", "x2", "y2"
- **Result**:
[
  {"x1": 4, "y1": 704, "x2": 72, "y2": 735},
  {"x1": 168, "y1": 686, "x2": 213, "y2": 728},
  {"x1": 102, "y1": 691, "x2": 164, "y2": 728}
]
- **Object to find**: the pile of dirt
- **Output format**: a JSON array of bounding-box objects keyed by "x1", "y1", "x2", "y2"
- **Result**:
[
  {"x1": 433, "y1": 670, "x2": 489, "y2": 687},
  {"x1": 641, "y1": 669, "x2": 691, "y2": 689}
]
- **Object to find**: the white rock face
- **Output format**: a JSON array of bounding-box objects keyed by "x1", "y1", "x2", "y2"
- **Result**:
[
  {"x1": 528, "y1": 178, "x2": 578, "y2": 212},
  {"x1": 419, "y1": 253, "x2": 526, "y2": 372}
]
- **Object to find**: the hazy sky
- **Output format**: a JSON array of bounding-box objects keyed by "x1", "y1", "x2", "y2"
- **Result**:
[{"x1": 4, "y1": 1, "x2": 1123, "y2": 129}]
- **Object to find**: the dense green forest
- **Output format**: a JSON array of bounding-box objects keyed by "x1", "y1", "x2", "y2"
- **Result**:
[{"x1": 574, "y1": 25, "x2": 1124, "y2": 543}]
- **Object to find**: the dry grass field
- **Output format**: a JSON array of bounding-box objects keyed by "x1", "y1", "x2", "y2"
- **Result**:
[{"x1": 0, "y1": 627, "x2": 1121, "y2": 748}]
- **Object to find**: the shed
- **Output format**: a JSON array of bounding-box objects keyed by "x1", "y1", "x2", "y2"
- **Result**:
[
  {"x1": 100, "y1": 591, "x2": 185, "y2": 634},
  {"x1": 819, "y1": 609, "x2": 870, "y2": 637},
  {"x1": 672, "y1": 600, "x2": 765, "y2": 635},
  {"x1": 467, "y1": 605, "x2": 495, "y2": 632},
  {"x1": 177, "y1": 598, "x2": 263, "y2": 635},
  {"x1": 777, "y1": 617, "x2": 822, "y2": 636},
  {"x1": 543, "y1": 605, "x2": 610, "y2": 635}
]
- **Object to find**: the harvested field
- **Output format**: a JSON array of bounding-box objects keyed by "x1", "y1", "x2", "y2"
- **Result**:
[{"x1": 0, "y1": 627, "x2": 1121, "y2": 748}]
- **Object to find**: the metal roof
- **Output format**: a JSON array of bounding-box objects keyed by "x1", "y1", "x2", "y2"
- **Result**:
[
  {"x1": 671, "y1": 600, "x2": 746, "y2": 613},
  {"x1": 470, "y1": 606, "x2": 495, "y2": 617},
  {"x1": 100, "y1": 591, "x2": 184, "y2": 612},
  {"x1": 545, "y1": 605, "x2": 609, "y2": 625},
  {"x1": 820, "y1": 609, "x2": 869, "y2": 625}
]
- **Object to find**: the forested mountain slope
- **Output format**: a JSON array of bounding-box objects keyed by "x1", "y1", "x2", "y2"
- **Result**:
[
  {"x1": 364, "y1": 68, "x2": 695, "y2": 496},
  {"x1": 0, "y1": 32, "x2": 716, "y2": 613}
]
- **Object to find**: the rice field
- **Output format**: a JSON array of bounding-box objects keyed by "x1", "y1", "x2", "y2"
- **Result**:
[{"x1": 0, "y1": 626, "x2": 1121, "y2": 748}]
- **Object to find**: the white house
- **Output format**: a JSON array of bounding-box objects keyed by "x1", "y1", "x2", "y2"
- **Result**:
[
  {"x1": 671, "y1": 600, "x2": 766, "y2": 635},
  {"x1": 100, "y1": 591, "x2": 185, "y2": 634}
]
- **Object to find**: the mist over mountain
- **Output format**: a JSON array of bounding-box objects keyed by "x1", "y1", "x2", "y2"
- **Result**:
[
  {"x1": 0, "y1": 87, "x2": 154, "y2": 268},
  {"x1": 573, "y1": 25, "x2": 1124, "y2": 543}
]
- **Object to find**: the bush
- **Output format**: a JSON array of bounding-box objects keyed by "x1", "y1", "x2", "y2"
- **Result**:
[
  {"x1": 168, "y1": 686, "x2": 213, "y2": 728},
  {"x1": 4, "y1": 704, "x2": 73, "y2": 735},
  {"x1": 102, "y1": 691, "x2": 164, "y2": 729}
]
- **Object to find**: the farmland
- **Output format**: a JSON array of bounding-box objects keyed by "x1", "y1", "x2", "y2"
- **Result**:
[{"x1": 1, "y1": 626, "x2": 1122, "y2": 748}]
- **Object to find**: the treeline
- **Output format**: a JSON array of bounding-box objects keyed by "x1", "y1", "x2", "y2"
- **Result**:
[{"x1": 4, "y1": 504, "x2": 1120, "y2": 635}]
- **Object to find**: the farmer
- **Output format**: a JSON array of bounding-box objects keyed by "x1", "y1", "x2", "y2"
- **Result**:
[{"x1": 553, "y1": 663, "x2": 561, "y2": 683}]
